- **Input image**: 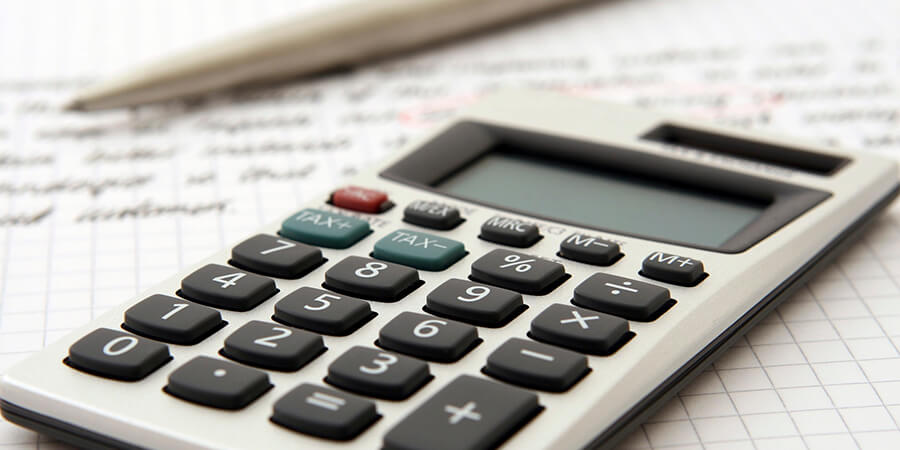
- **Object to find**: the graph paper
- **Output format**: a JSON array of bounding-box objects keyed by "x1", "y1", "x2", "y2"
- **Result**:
[{"x1": 1, "y1": 0, "x2": 899, "y2": 448}]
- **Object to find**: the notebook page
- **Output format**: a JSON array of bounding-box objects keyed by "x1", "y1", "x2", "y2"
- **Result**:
[{"x1": 1, "y1": 0, "x2": 900, "y2": 448}]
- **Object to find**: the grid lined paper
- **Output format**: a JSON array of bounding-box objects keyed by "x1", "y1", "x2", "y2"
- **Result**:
[{"x1": 1, "y1": 0, "x2": 899, "y2": 448}]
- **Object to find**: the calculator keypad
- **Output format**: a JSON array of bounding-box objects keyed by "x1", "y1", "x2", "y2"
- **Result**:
[
  {"x1": 273, "y1": 287, "x2": 374, "y2": 336},
  {"x1": 221, "y1": 321, "x2": 325, "y2": 371},
  {"x1": 641, "y1": 251, "x2": 706, "y2": 286},
  {"x1": 271, "y1": 384, "x2": 379, "y2": 440},
  {"x1": 280, "y1": 208, "x2": 371, "y2": 249},
  {"x1": 425, "y1": 278, "x2": 523, "y2": 327},
  {"x1": 326, "y1": 346, "x2": 431, "y2": 400},
  {"x1": 230, "y1": 234, "x2": 324, "y2": 279},
  {"x1": 372, "y1": 229, "x2": 466, "y2": 271},
  {"x1": 66, "y1": 328, "x2": 171, "y2": 381},
  {"x1": 530, "y1": 304, "x2": 631, "y2": 355},
  {"x1": 572, "y1": 273, "x2": 672, "y2": 321},
  {"x1": 56, "y1": 196, "x2": 682, "y2": 447},
  {"x1": 484, "y1": 338, "x2": 588, "y2": 392},
  {"x1": 470, "y1": 249, "x2": 566, "y2": 295},
  {"x1": 377, "y1": 312, "x2": 479, "y2": 362},
  {"x1": 383, "y1": 375, "x2": 540, "y2": 450},
  {"x1": 165, "y1": 356, "x2": 271, "y2": 410},
  {"x1": 180, "y1": 264, "x2": 277, "y2": 311},
  {"x1": 123, "y1": 295, "x2": 224, "y2": 345},
  {"x1": 479, "y1": 215, "x2": 541, "y2": 247},
  {"x1": 324, "y1": 256, "x2": 421, "y2": 301}
]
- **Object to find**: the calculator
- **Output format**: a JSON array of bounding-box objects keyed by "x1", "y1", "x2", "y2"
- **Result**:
[{"x1": 2, "y1": 90, "x2": 898, "y2": 450}]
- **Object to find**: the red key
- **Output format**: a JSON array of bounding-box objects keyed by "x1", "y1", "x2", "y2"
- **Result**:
[{"x1": 331, "y1": 186, "x2": 391, "y2": 213}]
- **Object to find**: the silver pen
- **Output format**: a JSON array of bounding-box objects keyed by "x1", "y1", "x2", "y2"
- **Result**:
[{"x1": 66, "y1": 0, "x2": 586, "y2": 111}]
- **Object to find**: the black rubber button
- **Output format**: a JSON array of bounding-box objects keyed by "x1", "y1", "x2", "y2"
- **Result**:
[
  {"x1": 165, "y1": 356, "x2": 271, "y2": 410},
  {"x1": 479, "y1": 216, "x2": 541, "y2": 247},
  {"x1": 180, "y1": 264, "x2": 277, "y2": 311},
  {"x1": 640, "y1": 251, "x2": 706, "y2": 286},
  {"x1": 123, "y1": 294, "x2": 224, "y2": 345},
  {"x1": 426, "y1": 278, "x2": 523, "y2": 327},
  {"x1": 484, "y1": 338, "x2": 588, "y2": 392},
  {"x1": 273, "y1": 287, "x2": 373, "y2": 336},
  {"x1": 558, "y1": 233, "x2": 622, "y2": 266},
  {"x1": 383, "y1": 375, "x2": 540, "y2": 450},
  {"x1": 221, "y1": 320, "x2": 325, "y2": 371},
  {"x1": 323, "y1": 256, "x2": 420, "y2": 301},
  {"x1": 470, "y1": 249, "x2": 566, "y2": 295},
  {"x1": 230, "y1": 234, "x2": 324, "y2": 279},
  {"x1": 378, "y1": 312, "x2": 479, "y2": 362},
  {"x1": 403, "y1": 200, "x2": 463, "y2": 230},
  {"x1": 326, "y1": 346, "x2": 430, "y2": 400},
  {"x1": 272, "y1": 384, "x2": 379, "y2": 440},
  {"x1": 573, "y1": 273, "x2": 672, "y2": 321},
  {"x1": 530, "y1": 303, "x2": 630, "y2": 355},
  {"x1": 66, "y1": 328, "x2": 171, "y2": 381}
]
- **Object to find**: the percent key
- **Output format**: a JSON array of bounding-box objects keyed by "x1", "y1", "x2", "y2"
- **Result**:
[{"x1": 470, "y1": 249, "x2": 567, "y2": 295}]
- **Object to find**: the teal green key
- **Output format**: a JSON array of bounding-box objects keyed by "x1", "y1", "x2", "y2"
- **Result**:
[
  {"x1": 373, "y1": 229, "x2": 466, "y2": 271},
  {"x1": 281, "y1": 208, "x2": 371, "y2": 249}
]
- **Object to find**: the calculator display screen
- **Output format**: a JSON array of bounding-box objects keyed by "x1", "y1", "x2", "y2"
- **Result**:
[{"x1": 437, "y1": 152, "x2": 768, "y2": 247}]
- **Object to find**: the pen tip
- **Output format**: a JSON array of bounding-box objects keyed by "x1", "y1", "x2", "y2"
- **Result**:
[{"x1": 63, "y1": 99, "x2": 86, "y2": 112}]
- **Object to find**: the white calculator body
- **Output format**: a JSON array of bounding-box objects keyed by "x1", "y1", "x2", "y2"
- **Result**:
[{"x1": 2, "y1": 90, "x2": 898, "y2": 449}]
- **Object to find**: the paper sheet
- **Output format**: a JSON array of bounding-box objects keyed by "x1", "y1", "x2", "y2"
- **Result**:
[{"x1": 1, "y1": 0, "x2": 900, "y2": 448}]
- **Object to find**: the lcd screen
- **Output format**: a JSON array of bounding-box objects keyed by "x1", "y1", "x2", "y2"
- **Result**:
[{"x1": 437, "y1": 151, "x2": 769, "y2": 248}]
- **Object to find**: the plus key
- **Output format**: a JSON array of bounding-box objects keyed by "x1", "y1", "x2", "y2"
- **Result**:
[{"x1": 383, "y1": 375, "x2": 540, "y2": 450}]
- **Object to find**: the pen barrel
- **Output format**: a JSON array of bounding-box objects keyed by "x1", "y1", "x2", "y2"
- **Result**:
[{"x1": 71, "y1": 0, "x2": 586, "y2": 110}]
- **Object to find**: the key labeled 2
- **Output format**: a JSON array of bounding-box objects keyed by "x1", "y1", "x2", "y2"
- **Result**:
[{"x1": 221, "y1": 320, "x2": 325, "y2": 371}]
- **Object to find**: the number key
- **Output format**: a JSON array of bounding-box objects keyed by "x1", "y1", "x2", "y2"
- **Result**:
[
  {"x1": 324, "y1": 256, "x2": 420, "y2": 301},
  {"x1": 221, "y1": 320, "x2": 325, "y2": 371},
  {"x1": 378, "y1": 312, "x2": 479, "y2": 362},
  {"x1": 273, "y1": 287, "x2": 374, "y2": 336},
  {"x1": 231, "y1": 234, "x2": 324, "y2": 279},
  {"x1": 326, "y1": 346, "x2": 431, "y2": 400},
  {"x1": 123, "y1": 294, "x2": 224, "y2": 345},
  {"x1": 66, "y1": 328, "x2": 171, "y2": 381},
  {"x1": 426, "y1": 278, "x2": 524, "y2": 327},
  {"x1": 180, "y1": 263, "x2": 278, "y2": 311}
]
